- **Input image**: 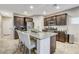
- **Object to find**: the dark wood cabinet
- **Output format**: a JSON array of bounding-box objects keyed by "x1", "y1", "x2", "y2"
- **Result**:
[
  {"x1": 56, "y1": 14, "x2": 67, "y2": 25},
  {"x1": 24, "y1": 17, "x2": 33, "y2": 22},
  {"x1": 56, "y1": 31, "x2": 69, "y2": 43},
  {"x1": 56, "y1": 15, "x2": 62, "y2": 25},
  {"x1": 14, "y1": 16, "x2": 25, "y2": 29},
  {"x1": 44, "y1": 17, "x2": 56, "y2": 26},
  {"x1": 14, "y1": 16, "x2": 25, "y2": 39},
  {"x1": 49, "y1": 16, "x2": 56, "y2": 26},
  {"x1": 43, "y1": 29, "x2": 69, "y2": 43},
  {"x1": 44, "y1": 17, "x2": 50, "y2": 26},
  {"x1": 24, "y1": 17, "x2": 34, "y2": 30},
  {"x1": 56, "y1": 31, "x2": 66, "y2": 42},
  {"x1": 14, "y1": 16, "x2": 33, "y2": 39},
  {"x1": 44, "y1": 13, "x2": 67, "y2": 26}
]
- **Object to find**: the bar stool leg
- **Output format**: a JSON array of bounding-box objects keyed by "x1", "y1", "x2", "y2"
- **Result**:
[{"x1": 29, "y1": 49, "x2": 31, "y2": 54}]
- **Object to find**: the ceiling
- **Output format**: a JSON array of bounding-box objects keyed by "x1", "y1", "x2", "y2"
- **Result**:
[{"x1": 0, "y1": 4, "x2": 79, "y2": 16}]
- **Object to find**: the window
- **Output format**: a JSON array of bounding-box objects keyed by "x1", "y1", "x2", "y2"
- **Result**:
[{"x1": 71, "y1": 17, "x2": 79, "y2": 24}]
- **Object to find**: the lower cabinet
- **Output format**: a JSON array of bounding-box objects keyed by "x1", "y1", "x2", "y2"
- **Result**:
[
  {"x1": 14, "y1": 30, "x2": 19, "y2": 39},
  {"x1": 56, "y1": 31, "x2": 69, "y2": 43}
]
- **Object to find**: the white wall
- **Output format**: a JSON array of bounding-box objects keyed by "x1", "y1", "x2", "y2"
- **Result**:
[
  {"x1": 0, "y1": 11, "x2": 14, "y2": 39},
  {"x1": 2, "y1": 17, "x2": 13, "y2": 35},
  {"x1": 33, "y1": 15, "x2": 44, "y2": 31}
]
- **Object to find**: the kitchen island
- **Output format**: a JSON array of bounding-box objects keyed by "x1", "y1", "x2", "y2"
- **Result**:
[{"x1": 24, "y1": 31, "x2": 57, "y2": 54}]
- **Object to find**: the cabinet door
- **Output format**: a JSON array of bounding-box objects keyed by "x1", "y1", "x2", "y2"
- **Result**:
[
  {"x1": 56, "y1": 32, "x2": 66, "y2": 42},
  {"x1": 14, "y1": 16, "x2": 24, "y2": 28},
  {"x1": 59, "y1": 32, "x2": 66, "y2": 42},
  {"x1": 49, "y1": 16, "x2": 56, "y2": 26},
  {"x1": 14, "y1": 16, "x2": 25, "y2": 39},
  {"x1": 44, "y1": 18, "x2": 49, "y2": 26},
  {"x1": 56, "y1": 14, "x2": 67, "y2": 25},
  {"x1": 56, "y1": 15, "x2": 62, "y2": 25},
  {"x1": 44, "y1": 17, "x2": 56, "y2": 26},
  {"x1": 61, "y1": 14, "x2": 67, "y2": 25}
]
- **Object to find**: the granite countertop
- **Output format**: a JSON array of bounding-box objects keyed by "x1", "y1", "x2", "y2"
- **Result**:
[{"x1": 24, "y1": 31, "x2": 57, "y2": 39}]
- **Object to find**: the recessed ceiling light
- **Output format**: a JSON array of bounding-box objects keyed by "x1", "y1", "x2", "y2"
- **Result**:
[
  {"x1": 30, "y1": 5, "x2": 34, "y2": 9},
  {"x1": 43, "y1": 11, "x2": 46, "y2": 15},
  {"x1": 53, "y1": 4, "x2": 60, "y2": 9},
  {"x1": 56, "y1": 5, "x2": 60, "y2": 9}
]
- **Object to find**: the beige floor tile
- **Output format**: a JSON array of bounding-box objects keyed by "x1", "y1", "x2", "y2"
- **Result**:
[{"x1": 55, "y1": 41, "x2": 79, "y2": 54}]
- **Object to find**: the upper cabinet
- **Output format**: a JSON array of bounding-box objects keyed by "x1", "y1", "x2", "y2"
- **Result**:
[
  {"x1": 44, "y1": 17, "x2": 50, "y2": 26},
  {"x1": 44, "y1": 13, "x2": 67, "y2": 26},
  {"x1": 14, "y1": 16, "x2": 24, "y2": 28},
  {"x1": 24, "y1": 17, "x2": 33, "y2": 22},
  {"x1": 49, "y1": 16, "x2": 56, "y2": 26},
  {"x1": 14, "y1": 16, "x2": 34, "y2": 39},
  {"x1": 56, "y1": 13, "x2": 67, "y2": 25}
]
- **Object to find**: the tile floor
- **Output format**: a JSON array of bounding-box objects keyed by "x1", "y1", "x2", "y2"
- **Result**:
[
  {"x1": 55, "y1": 41, "x2": 79, "y2": 54},
  {"x1": 0, "y1": 38, "x2": 19, "y2": 54},
  {"x1": 0, "y1": 38, "x2": 79, "y2": 54}
]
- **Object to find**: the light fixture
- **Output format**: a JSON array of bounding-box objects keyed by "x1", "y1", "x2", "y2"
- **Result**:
[
  {"x1": 53, "y1": 4, "x2": 60, "y2": 9},
  {"x1": 56, "y1": 5, "x2": 60, "y2": 9},
  {"x1": 30, "y1": 5, "x2": 34, "y2": 9}
]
